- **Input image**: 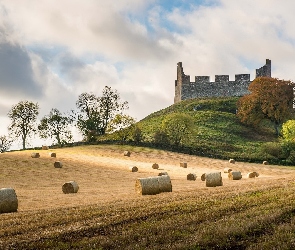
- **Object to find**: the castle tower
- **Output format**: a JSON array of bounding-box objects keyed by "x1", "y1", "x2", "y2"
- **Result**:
[
  {"x1": 256, "y1": 59, "x2": 271, "y2": 78},
  {"x1": 174, "y1": 62, "x2": 190, "y2": 103}
]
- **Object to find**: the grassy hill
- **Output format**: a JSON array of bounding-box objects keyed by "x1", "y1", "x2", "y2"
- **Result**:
[{"x1": 134, "y1": 97, "x2": 278, "y2": 163}]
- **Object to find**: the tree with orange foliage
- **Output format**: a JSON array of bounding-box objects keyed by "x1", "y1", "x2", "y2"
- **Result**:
[{"x1": 237, "y1": 77, "x2": 295, "y2": 135}]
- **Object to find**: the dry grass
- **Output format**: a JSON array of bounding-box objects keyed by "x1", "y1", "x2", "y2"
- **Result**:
[{"x1": 1, "y1": 144, "x2": 295, "y2": 249}]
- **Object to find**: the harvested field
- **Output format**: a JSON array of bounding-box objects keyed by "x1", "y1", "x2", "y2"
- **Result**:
[{"x1": 1, "y1": 145, "x2": 295, "y2": 249}]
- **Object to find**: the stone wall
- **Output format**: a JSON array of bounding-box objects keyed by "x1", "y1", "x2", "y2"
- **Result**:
[{"x1": 174, "y1": 59, "x2": 271, "y2": 103}]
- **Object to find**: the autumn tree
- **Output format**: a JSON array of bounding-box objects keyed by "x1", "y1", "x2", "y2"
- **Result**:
[
  {"x1": 237, "y1": 77, "x2": 295, "y2": 135},
  {"x1": 38, "y1": 108, "x2": 73, "y2": 145},
  {"x1": 162, "y1": 113, "x2": 195, "y2": 146},
  {"x1": 8, "y1": 100, "x2": 39, "y2": 150}
]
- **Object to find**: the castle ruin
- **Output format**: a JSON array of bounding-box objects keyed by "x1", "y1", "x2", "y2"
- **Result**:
[{"x1": 174, "y1": 59, "x2": 271, "y2": 103}]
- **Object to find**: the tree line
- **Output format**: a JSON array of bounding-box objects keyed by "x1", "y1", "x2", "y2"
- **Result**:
[{"x1": 0, "y1": 86, "x2": 136, "y2": 151}]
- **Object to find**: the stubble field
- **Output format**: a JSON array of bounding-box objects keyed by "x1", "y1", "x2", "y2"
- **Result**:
[{"x1": 1, "y1": 145, "x2": 295, "y2": 249}]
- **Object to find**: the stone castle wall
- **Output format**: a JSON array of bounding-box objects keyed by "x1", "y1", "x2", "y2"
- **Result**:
[{"x1": 174, "y1": 59, "x2": 271, "y2": 103}]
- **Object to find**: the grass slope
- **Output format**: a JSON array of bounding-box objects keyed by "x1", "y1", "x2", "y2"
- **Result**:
[{"x1": 138, "y1": 97, "x2": 276, "y2": 162}]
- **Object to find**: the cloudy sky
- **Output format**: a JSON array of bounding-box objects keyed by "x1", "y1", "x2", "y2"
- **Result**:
[{"x1": 0, "y1": 0, "x2": 295, "y2": 148}]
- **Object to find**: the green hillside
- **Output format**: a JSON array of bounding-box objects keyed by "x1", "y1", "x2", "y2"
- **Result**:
[{"x1": 135, "y1": 97, "x2": 279, "y2": 163}]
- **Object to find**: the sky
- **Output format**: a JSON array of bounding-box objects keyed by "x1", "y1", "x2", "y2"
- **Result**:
[{"x1": 1, "y1": 0, "x2": 295, "y2": 148}]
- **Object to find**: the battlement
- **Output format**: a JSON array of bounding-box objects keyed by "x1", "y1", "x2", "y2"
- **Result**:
[
  {"x1": 215, "y1": 75, "x2": 229, "y2": 82},
  {"x1": 235, "y1": 74, "x2": 250, "y2": 82},
  {"x1": 195, "y1": 76, "x2": 210, "y2": 83},
  {"x1": 174, "y1": 59, "x2": 271, "y2": 103}
]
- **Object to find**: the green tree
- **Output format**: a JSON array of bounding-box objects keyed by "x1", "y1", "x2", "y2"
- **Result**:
[
  {"x1": 282, "y1": 121, "x2": 295, "y2": 163},
  {"x1": 0, "y1": 135, "x2": 12, "y2": 153},
  {"x1": 38, "y1": 108, "x2": 73, "y2": 145},
  {"x1": 107, "y1": 114, "x2": 136, "y2": 142},
  {"x1": 75, "y1": 86, "x2": 128, "y2": 142},
  {"x1": 162, "y1": 113, "x2": 194, "y2": 146},
  {"x1": 132, "y1": 125, "x2": 143, "y2": 144},
  {"x1": 8, "y1": 100, "x2": 39, "y2": 150},
  {"x1": 76, "y1": 92, "x2": 103, "y2": 142},
  {"x1": 237, "y1": 77, "x2": 295, "y2": 135},
  {"x1": 99, "y1": 86, "x2": 128, "y2": 135},
  {"x1": 282, "y1": 120, "x2": 295, "y2": 142}
]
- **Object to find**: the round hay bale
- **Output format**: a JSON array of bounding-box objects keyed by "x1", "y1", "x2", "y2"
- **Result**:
[
  {"x1": 247, "y1": 172, "x2": 256, "y2": 178},
  {"x1": 152, "y1": 163, "x2": 159, "y2": 169},
  {"x1": 124, "y1": 151, "x2": 131, "y2": 157},
  {"x1": 180, "y1": 162, "x2": 187, "y2": 168},
  {"x1": 31, "y1": 152, "x2": 40, "y2": 158},
  {"x1": 62, "y1": 181, "x2": 79, "y2": 194},
  {"x1": 158, "y1": 172, "x2": 168, "y2": 176},
  {"x1": 224, "y1": 168, "x2": 232, "y2": 173},
  {"x1": 129, "y1": 166, "x2": 138, "y2": 172},
  {"x1": 228, "y1": 171, "x2": 242, "y2": 180},
  {"x1": 201, "y1": 173, "x2": 206, "y2": 181},
  {"x1": 229, "y1": 159, "x2": 235, "y2": 164},
  {"x1": 253, "y1": 171, "x2": 259, "y2": 177},
  {"x1": 158, "y1": 175, "x2": 172, "y2": 193},
  {"x1": 49, "y1": 152, "x2": 56, "y2": 157},
  {"x1": 135, "y1": 177, "x2": 160, "y2": 195},
  {"x1": 187, "y1": 173, "x2": 197, "y2": 181},
  {"x1": 263, "y1": 161, "x2": 268, "y2": 165},
  {"x1": 54, "y1": 161, "x2": 63, "y2": 168},
  {"x1": 42, "y1": 145, "x2": 49, "y2": 150},
  {"x1": 0, "y1": 188, "x2": 18, "y2": 213},
  {"x1": 205, "y1": 172, "x2": 223, "y2": 187}
]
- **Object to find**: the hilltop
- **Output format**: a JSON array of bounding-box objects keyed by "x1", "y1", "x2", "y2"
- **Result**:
[{"x1": 133, "y1": 97, "x2": 277, "y2": 163}]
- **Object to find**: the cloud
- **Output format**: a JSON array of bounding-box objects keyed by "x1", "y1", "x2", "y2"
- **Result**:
[
  {"x1": 163, "y1": 0, "x2": 295, "y2": 81},
  {"x1": 28, "y1": 52, "x2": 78, "y2": 115},
  {"x1": 0, "y1": 0, "x2": 172, "y2": 62},
  {"x1": 1, "y1": 0, "x2": 295, "y2": 149},
  {"x1": 0, "y1": 40, "x2": 43, "y2": 99}
]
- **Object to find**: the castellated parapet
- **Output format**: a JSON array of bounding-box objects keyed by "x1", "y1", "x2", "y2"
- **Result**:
[{"x1": 174, "y1": 59, "x2": 271, "y2": 103}]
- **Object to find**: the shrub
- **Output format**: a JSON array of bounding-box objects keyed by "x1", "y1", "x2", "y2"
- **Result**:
[
  {"x1": 162, "y1": 113, "x2": 194, "y2": 146},
  {"x1": 132, "y1": 126, "x2": 143, "y2": 144},
  {"x1": 261, "y1": 142, "x2": 288, "y2": 159},
  {"x1": 153, "y1": 130, "x2": 169, "y2": 146},
  {"x1": 287, "y1": 151, "x2": 295, "y2": 165}
]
